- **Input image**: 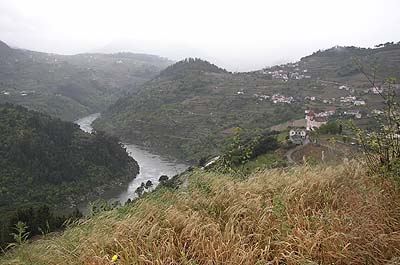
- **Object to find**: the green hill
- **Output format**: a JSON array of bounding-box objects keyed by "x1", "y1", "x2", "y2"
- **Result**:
[
  {"x1": 0, "y1": 104, "x2": 139, "y2": 248},
  {"x1": 0, "y1": 41, "x2": 172, "y2": 120},
  {"x1": 2, "y1": 161, "x2": 399, "y2": 264},
  {"x1": 93, "y1": 58, "x2": 305, "y2": 162},
  {"x1": 94, "y1": 44, "x2": 400, "y2": 162}
]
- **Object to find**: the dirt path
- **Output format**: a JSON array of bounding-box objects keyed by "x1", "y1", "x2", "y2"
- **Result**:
[{"x1": 286, "y1": 142, "x2": 310, "y2": 165}]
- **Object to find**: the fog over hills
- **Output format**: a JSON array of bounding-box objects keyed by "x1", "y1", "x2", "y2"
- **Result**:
[
  {"x1": 0, "y1": 40, "x2": 172, "y2": 120},
  {"x1": 2, "y1": 0, "x2": 400, "y2": 71}
]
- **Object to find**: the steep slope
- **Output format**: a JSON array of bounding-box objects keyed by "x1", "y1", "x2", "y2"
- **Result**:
[
  {"x1": 0, "y1": 104, "x2": 139, "y2": 247},
  {"x1": 94, "y1": 58, "x2": 304, "y2": 162},
  {"x1": 95, "y1": 45, "x2": 400, "y2": 162},
  {"x1": 0, "y1": 41, "x2": 172, "y2": 120},
  {"x1": 2, "y1": 161, "x2": 400, "y2": 264},
  {"x1": 298, "y1": 43, "x2": 400, "y2": 81}
]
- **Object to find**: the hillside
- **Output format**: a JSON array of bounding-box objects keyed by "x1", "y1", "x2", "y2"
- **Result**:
[
  {"x1": 94, "y1": 44, "x2": 400, "y2": 162},
  {"x1": 94, "y1": 58, "x2": 305, "y2": 162},
  {"x1": 0, "y1": 40, "x2": 172, "y2": 120},
  {"x1": 2, "y1": 161, "x2": 400, "y2": 264},
  {"x1": 0, "y1": 104, "x2": 139, "y2": 248}
]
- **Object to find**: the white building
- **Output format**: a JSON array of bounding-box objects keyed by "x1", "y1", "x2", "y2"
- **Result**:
[{"x1": 354, "y1": 100, "x2": 366, "y2": 106}]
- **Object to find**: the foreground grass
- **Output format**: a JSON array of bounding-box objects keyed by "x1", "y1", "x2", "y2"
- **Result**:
[{"x1": 2, "y1": 161, "x2": 400, "y2": 264}]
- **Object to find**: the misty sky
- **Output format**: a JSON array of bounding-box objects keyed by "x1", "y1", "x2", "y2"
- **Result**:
[{"x1": 1, "y1": 0, "x2": 400, "y2": 71}]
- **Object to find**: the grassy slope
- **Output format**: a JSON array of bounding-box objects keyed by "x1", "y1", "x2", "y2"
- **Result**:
[{"x1": 2, "y1": 161, "x2": 400, "y2": 264}]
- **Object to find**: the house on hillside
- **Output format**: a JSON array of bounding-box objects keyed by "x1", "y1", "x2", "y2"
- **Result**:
[
  {"x1": 305, "y1": 110, "x2": 328, "y2": 130},
  {"x1": 354, "y1": 100, "x2": 366, "y2": 106},
  {"x1": 344, "y1": 110, "x2": 362, "y2": 119},
  {"x1": 371, "y1": 86, "x2": 384, "y2": 94},
  {"x1": 289, "y1": 129, "x2": 307, "y2": 145},
  {"x1": 326, "y1": 106, "x2": 336, "y2": 116}
]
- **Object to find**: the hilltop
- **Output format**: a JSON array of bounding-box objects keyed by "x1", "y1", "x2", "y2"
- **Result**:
[
  {"x1": 94, "y1": 43, "x2": 400, "y2": 162},
  {"x1": 0, "y1": 40, "x2": 172, "y2": 120},
  {"x1": 159, "y1": 58, "x2": 228, "y2": 77},
  {"x1": 0, "y1": 104, "x2": 139, "y2": 248},
  {"x1": 94, "y1": 58, "x2": 304, "y2": 162},
  {"x1": 0, "y1": 41, "x2": 11, "y2": 54},
  {"x1": 2, "y1": 161, "x2": 400, "y2": 264}
]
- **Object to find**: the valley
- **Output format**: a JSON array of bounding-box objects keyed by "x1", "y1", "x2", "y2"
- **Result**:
[
  {"x1": 1, "y1": 41, "x2": 399, "y2": 264},
  {"x1": 0, "y1": 40, "x2": 172, "y2": 120}
]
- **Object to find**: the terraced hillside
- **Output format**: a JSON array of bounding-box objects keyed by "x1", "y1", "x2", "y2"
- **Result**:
[
  {"x1": 94, "y1": 59, "x2": 306, "y2": 162},
  {"x1": 94, "y1": 44, "x2": 400, "y2": 162},
  {"x1": 0, "y1": 40, "x2": 172, "y2": 120}
]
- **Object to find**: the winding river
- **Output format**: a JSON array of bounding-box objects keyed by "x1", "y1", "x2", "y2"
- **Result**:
[{"x1": 75, "y1": 113, "x2": 188, "y2": 204}]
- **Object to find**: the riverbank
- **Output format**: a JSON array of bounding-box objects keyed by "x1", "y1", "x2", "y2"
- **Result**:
[{"x1": 75, "y1": 113, "x2": 189, "y2": 207}]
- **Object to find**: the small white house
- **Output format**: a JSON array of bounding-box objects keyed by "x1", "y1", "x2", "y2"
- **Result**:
[
  {"x1": 289, "y1": 129, "x2": 307, "y2": 145},
  {"x1": 354, "y1": 100, "x2": 366, "y2": 106}
]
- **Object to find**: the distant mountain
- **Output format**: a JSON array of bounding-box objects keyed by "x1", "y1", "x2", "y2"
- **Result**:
[
  {"x1": 94, "y1": 44, "x2": 400, "y2": 162},
  {"x1": 298, "y1": 43, "x2": 400, "y2": 80},
  {"x1": 0, "y1": 40, "x2": 173, "y2": 120}
]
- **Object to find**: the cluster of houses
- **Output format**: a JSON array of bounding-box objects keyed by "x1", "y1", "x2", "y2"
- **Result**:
[
  {"x1": 263, "y1": 69, "x2": 311, "y2": 81},
  {"x1": 289, "y1": 108, "x2": 336, "y2": 144},
  {"x1": 1, "y1": 90, "x2": 35, "y2": 96},
  {"x1": 304, "y1": 96, "x2": 337, "y2": 105},
  {"x1": 272, "y1": 93, "x2": 294, "y2": 104},
  {"x1": 253, "y1": 93, "x2": 270, "y2": 100},
  {"x1": 250, "y1": 93, "x2": 294, "y2": 104},
  {"x1": 339, "y1": 95, "x2": 366, "y2": 106},
  {"x1": 340, "y1": 84, "x2": 387, "y2": 96},
  {"x1": 338, "y1": 85, "x2": 355, "y2": 93},
  {"x1": 344, "y1": 110, "x2": 362, "y2": 119},
  {"x1": 363, "y1": 86, "x2": 384, "y2": 94}
]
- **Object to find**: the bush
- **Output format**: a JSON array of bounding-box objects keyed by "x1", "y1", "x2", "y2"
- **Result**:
[{"x1": 348, "y1": 77, "x2": 400, "y2": 178}]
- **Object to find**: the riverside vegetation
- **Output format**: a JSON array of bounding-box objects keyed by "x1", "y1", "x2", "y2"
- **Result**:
[{"x1": 0, "y1": 104, "x2": 139, "y2": 249}]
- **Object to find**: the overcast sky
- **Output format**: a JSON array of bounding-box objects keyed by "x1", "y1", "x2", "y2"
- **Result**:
[{"x1": 1, "y1": 0, "x2": 400, "y2": 71}]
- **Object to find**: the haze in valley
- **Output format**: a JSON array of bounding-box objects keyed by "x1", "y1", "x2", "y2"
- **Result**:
[{"x1": 1, "y1": 0, "x2": 400, "y2": 71}]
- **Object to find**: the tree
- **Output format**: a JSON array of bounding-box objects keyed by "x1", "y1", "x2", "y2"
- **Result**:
[
  {"x1": 159, "y1": 175, "x2": 169, "y2": 184},
  {"x1": 135, "y1": 186, "x2": 144, "y2": 197},
  {"x1": 348, "y1": 65, "x2": 400, "y2": 178},
  {"x1": 145, "y1": 180, "x2": 153, "y2": 189}
]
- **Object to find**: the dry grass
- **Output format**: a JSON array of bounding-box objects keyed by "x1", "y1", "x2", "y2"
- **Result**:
[{"x1": 2, "y1": 161, "x2": 400, "y2": 264}]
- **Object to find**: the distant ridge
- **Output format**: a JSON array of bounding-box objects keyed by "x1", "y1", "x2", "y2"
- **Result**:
[
  {"x1": 0, "y1": 40, "x2": 12, "y2": 55},
  {"x1": 0, "y1": 41, "x2": 172, "y2": 120},
  {"x1": 159, "y1": 58, "x2": 227, "y2": 78}
]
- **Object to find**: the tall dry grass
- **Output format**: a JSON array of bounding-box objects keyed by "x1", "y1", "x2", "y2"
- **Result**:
[{"x1": 2, "y1": 161, "x2": 400, "y2": 264}]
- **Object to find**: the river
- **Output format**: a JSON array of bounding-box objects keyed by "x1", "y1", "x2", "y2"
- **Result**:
[{"x1": 74, "y1": 113, "x2": 188, "y2": 204}]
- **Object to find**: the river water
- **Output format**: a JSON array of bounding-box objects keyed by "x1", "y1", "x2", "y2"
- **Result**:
[{"x1": 74, "y1": 113, "x2": 188, "y2": 204}]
